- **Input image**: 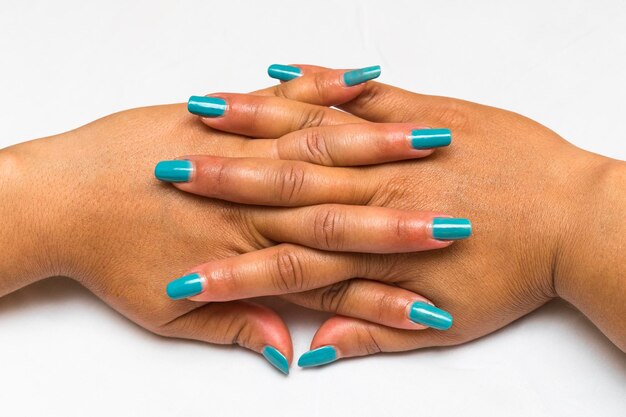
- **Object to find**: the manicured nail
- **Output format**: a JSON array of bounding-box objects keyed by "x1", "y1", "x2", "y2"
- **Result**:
[
  {"x1": 432, "y1": 217, "x2": 472, "y2": 240},
  {"x1": 409, "y1": 301, "x2": 453, "y2": 330},
  {"x1": 298, "y1": 345, "x2": 338, "y2": 368},
  {"x1": 154, "y1": 160, "x2": 193, "y2": 183},
  {"x1": 410, "y1": 128, "x2": 452, "y2": 149},
  {"x1": 262, "y1": 346, "x2": 289, "y2": 375},
  {"x1": 343, "y1": 65, "x2": 381, "y2": 86},
  {"x1": 166, "y1": 273, "x2": 203, "y2": 300},
  {"x1": 187, "y1": 95, "x2": 227, "y2": 117},
  {"x1": 267, "y1": 64, "x2": 302, "y2": 81}
]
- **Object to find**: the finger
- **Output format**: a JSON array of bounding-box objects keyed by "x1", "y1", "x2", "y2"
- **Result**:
[
  {"x1": 156, "y1": 155, "x2": 378, "y2": 206},
  {"x1": 164, "y1": 244, "x2": 448, "y2": 302},
  {"x1": 259, "y1": 65, "x2": 381, "y2": 106},
  {"x1": 282, "y1": 278, "x2": 453, "y2": 331},
  {"x1": 297, "y1": 316, "x2": 452, "y2": 368},
  {"x1": 252, "y1": 205, "x2": 471, "y2": 253},
  {"x1": 186, "y1": 93, "x2": 360, "y2": 139},
  {"x1": 158, "y1": 301, "x2": 292, "y2": 375},
  {"x1": 257, "y1": 63, "x2": 466, "y2": 127},
  {"x1": 166, "y1": 244, "x2": 368, "y2": 302},
  {"x1": 241, "y1": 123, "x2": 451, "y2": 167}
]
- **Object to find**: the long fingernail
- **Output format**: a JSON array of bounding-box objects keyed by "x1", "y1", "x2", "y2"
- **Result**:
[
  {"x1": 410, "y1": 128, "x2": 452, "y2": 149},
  {"x1": 262, "y1": 346, "x2": 290, "y2": 375},
  {"x1": 409, "y1": 301, "x2": 453, "y2": 330},
  {"x1": 166, "y1": 273, "x2": 203, "y2": 300},
  {"x1": 188, "y1": 96, "x2": 227, "y2": 117},
  {"x1": 343, "y1": 65, "x2": 381, "y2": 86},
  {"x1": 268, "y1": 64, "x2": 302, "y2": 81},
  {"x1": 432, "y1": 217, "x2": 472, "y2": 240},
  {"x1": 154, "y1": 160, "x2": 193, "y2": 183},
  {"x1": 298, "y1": 345, "x2": 338, "y2": 368}
]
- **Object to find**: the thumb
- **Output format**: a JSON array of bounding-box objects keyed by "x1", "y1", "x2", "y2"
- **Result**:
[
  {"x1": 297, "y1": 316, "x2": 456, "y2": 369},
  {"x1": 158, "y1": 301, "x2": 293, "y2": 375}
]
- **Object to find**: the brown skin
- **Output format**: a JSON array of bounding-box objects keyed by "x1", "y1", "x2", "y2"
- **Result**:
[
  {"x1": 259, "y1": 68, "x2": 626, "y2": 356},
  {"x1": 0, "y1": 102, "x2": 458, "y2": 366},
  {"x1": 0, "y1": 71, "x2": 623, "y2": 370},
  {"x1": 176, "y1": 65, "x2": 626, "y2": 358}
]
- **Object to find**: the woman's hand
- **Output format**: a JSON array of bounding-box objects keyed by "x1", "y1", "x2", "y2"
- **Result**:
[
  {"x1": 176, "y1": 65, "x2": 625, "y2": 367},
  {"x1": 0, "y1": 82, "x2": 466, "y2": 374}
]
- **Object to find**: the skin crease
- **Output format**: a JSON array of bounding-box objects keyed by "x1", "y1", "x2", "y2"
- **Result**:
[
  {"x1": 181, "y1": 66, "x2": 626, "y2": 357},
  {"x1": 0, "y1": 102, "x2": 456, "y2": 364},
  {"x1": 0, "y1": 72, "x2": 624, "y2": 367}
]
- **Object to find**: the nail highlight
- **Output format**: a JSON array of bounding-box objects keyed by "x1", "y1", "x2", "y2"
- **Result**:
[
  {"x1": 166, "y1": 273, "x2": 203, "y2": 300},
  {"x1": 298, "y1": 345, "x2": 338, "y2": 368},
  {"x1": 267, "y1": 64, "x2": 302, "y2": 81},
  {"x1": 155, "y1": 160, "x2": 193, "y2": 183},
  {"x1": 187, "y1": 96, "x2": 227, "y2": 117},
  {"x1": 343, "y1": 65, "x2": 381, "y2": 86},
  {"x1": 409, "y1": 301, "x2": 453, "y2": 330},
  {"x1": 262, "y1": 346, "x2": 289, "y2": 375},
  {"x1": 432, "y1": 217, "x2": 472, "y2": 240},
  {"x1": 410, "y1": 128, "x2": 452, "y2": 149}
]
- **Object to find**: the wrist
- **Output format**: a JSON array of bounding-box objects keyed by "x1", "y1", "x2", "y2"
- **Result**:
[
  {"x1": 554, "y1": 156, "x2": 626, "y2": 349},
  {"x1": 0, "y1": 137, "x2": 70, "y2": 294},
  {"x1": 0, "y1": 142, "x2": 49, "y2": 294}
]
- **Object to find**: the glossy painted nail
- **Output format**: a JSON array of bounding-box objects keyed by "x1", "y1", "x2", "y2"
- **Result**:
[
  {"x1": 187, "y1": 96, "x2": 227, "y2": 117},
  {"x1": 262, "y1": 346, "x2": 289, "y2": 375},
  {"x1": 154, "y1": 160, "x2": 193, "y2": 183},
  {"x1": 432, "y1": 217, "x2": 472, "y2": 240},
  {"x1": 409, "y1": 301, "x2": 453, "y2": 330},
  {"x1": 298, "y1": 345, "x2": 338, "y2": 368},
  {"x1": 410, "y1": 128, "x2": 452, "y2": 149},
  {"x1": 343, "y1": 65, "x2": 381, "y2": 86},
  {"x1": 166, "y1": 273, "x2": 203, "y2": 300},
  {"x1": 267, "y1": 64, "x2": 302, "y2": 81}
]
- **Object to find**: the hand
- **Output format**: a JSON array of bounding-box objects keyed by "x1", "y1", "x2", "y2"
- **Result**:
[
  {"x1": 0, "y1": 88, "x2": 466, "y2": 374},
  {"x1": 174, "y1": 65, "x2": 625, "y2": 367}
]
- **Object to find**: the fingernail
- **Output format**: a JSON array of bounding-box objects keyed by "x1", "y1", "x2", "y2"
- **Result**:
[
  {"x1": 267, "y1": 64, "x2": 302, "y2": 81},
  {"x1": 166, "y1": 273, "x2": 203, "y2": 300},
  {"x1": 298, "y1": 345, "x2": 338, "y2": 368},
  {"x1": 187, "y1": 95, "x2": 227, "y2": 117},
  {"x1": 262, "y1": 346, "x2": 289, "y2": 375},
  {"x1": 343, "y1": 65, "x2": 381, "y2": 86},
  {"x1": 410, "y1": 128, "x2": 452, "y2": 149},
  {"x1": 409, "y1": 301, "x2": 453, "y2": 330},
  {"x1": 154, "y1": 160, "x2": 193, "y2": 183},
  {"x1": 432, "y1": 217, "x2": 472, "y2": 240}
]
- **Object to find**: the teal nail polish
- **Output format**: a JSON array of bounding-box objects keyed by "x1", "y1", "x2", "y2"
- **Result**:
[
  {"x1": 410, "y1": 128, "x2": 452, "y2": 149},
  {"x1": 298, "y1": 345, "x2": 338, "y2": 368},
  {"x1": 187, "y1": 96, "x2": 227, "y2": 117},
  {"x1": 154, "y1": 160, "x2": 193, "y2": 183},
  {"x1": 166, "y1": 273, "x2": 203, "y2": 300},
  {"x1": 409, "y1": 301, "x2": 453, "y2": 330},
  {"x1": 262, "y1": 346, "x2": 289, "y2": 375},
  {"x1": 343, "y1": 65, "x2": 381, "y2": 86},
  {"x1": 432, "y1": 217, "x2": 472, "y2": 240},
  {"x1": 268, "y1": 64, "x2": 302, "y2": 81}
]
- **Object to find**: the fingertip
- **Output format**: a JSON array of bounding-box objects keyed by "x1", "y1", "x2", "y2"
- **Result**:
[
  {"x1": 267, "y1": 64, "x2": 302, "y2": 81},
  {"x1": 262, "y1": 345, "x2": 290, "y2": 375},
  {"x1": 188, "y1": 95, "x2": 227, "y2": 118}
]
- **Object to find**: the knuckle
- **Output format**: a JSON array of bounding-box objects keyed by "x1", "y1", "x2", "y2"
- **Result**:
[
  {"x1": 312, "y1": 205, "x2": 347, "y2": 250},
  {"x1": 374, "y1": 292, "x2": 398, "y2": 323},
  {"x1": 301, "y1": 128, "x2": 334, "y2": 165},
  {"x1": 272, "y1": 163, "x2": 307, "y2": 204},
  {"x1": 319, "y1": 281, "x2": 352, "y2": 312},
  {"x1": 271, "y1": 246, "x2": 307, "y2": 292},
  {"x1": 299, "y1": 107, "x2": 328, "y2": 129},
  {"x1": 430, "y1": 100, "x2": 470, "y2": 130},
  {"x1": 356, "y1": 325, "x2": 383, "y2": 355}
]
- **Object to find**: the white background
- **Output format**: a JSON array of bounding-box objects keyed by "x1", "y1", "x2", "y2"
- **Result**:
[{"x1": 0, "y1": 1, "x2": 625, "y2": 416}]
